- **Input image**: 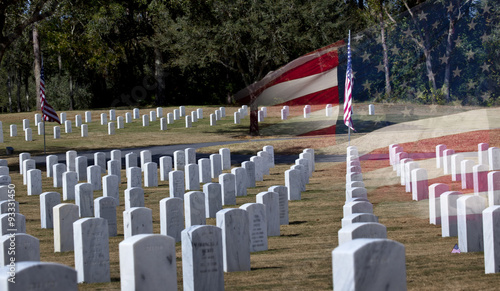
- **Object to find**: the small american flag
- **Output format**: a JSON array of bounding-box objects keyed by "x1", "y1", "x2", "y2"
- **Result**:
[
  {"x1": 343, "y1": 31, "x2": 354, "y2": 131},
  {"x1": 40, "y1": 60, "x2": 61, "y2": 124},
  {"x1": 451, "y1": 244, "x2": 461, "y2": 254}
]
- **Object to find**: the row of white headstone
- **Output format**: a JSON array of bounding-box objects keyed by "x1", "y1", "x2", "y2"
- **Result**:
[
  {"x1": 390, "y1": 141, "x2": 500, "y2": 275},
  {"x1": 331, "y1": 145, "x2": 407, "y2": 291},
  {"x1": 1, "y1": 145, "x2": 317, "y2": 289},
  {"x1": 0, "y1": 105, "x2": 233, "y2": 143},
  {"x1": 431, "y1": 143, "x2": 500, "y2": 274},
  {"x1": 390, "y1": 144, "x2": 429, "y2": 200}
]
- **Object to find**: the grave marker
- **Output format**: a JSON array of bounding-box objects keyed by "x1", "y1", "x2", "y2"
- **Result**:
[
  {"x1": 338, "y1": 222, "x2": 387, "y2": 245},
  {"x1": 332, "y1": 239, "x2": 406, "y2": 291},
  {"x1": 75, "y1": 182, "x2": 94, "y2": 217},
  {"x1": 169, "y1": 170, "x2": 184, "y2": 199},
  {"x1": 73, "y1": 217, "x2": 110, "y2": 283},
  {"x1": 123, "y1": 207, "x2": 153, "y2": 239},
  {"x1": 119, "y1": 234, "x2": 177, "y2": 291},
  {"x1": 216, "y1": 208, "x2": 251, "y2": 272},
  {"x1": 256, "y1": 191, "x2": 280, "y2": 236},
  {"x1": 159, "y1": 197, "x2": 184, "y2": 242},
  {"x1": 441, "y1": 191, "x2": 462, "y2": 237},
  {"x1": 203, "y1": 183, "x2": 222, "y2": 218},
  {"x1": 184, "y1": 191, "x2": 206, "y2": 227},
  {"x1": 40, "y1": 191, "x2": 61, "y2": 228},
  {"x1": 182, "y1": 225, "x2": 224, "y2": 291},
  {"x1": 94, "y1": 196, "x2": 117, "y2": 237},
  {"x1": 125, "y1": 187, "x2": 145, "y2": 210},
  {"x1": 160, "y1": 156, "x2": 172, "y2": 181},
  {"x1": 457, "y1": 194, "x2": 486, "y2": 252}
]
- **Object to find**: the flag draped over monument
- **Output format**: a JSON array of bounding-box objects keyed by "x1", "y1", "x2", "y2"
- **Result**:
[{"x1": 40, "y1": 61, "x2": 61, "y2": 124}]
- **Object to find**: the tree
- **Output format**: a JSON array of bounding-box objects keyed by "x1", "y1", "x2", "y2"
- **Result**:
[{"x1": 0, "y1": 0, "x2": 59, "y2": 65}]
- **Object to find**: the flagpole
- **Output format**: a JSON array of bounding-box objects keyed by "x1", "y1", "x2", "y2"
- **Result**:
[
  {"x1": 348, "y1": 127, "x2": 351, "y2": 146},
  {"x1": 43, "y1": 119, "x2": 46, "y2": 154}
]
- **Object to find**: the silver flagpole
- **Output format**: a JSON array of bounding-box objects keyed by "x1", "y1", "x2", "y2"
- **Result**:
[{"x1": 43, "y1": 119, "x2": 46, "y2": 154}]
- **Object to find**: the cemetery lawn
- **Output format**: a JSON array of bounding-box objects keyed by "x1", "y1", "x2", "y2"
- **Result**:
[{"x1": 4, "y1": 103, "x2": 500, "y2": 290}]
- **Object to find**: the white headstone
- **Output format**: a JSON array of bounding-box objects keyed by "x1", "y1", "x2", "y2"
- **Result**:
[
  {"x1": 87, "y1": 165, "x2": 102, "y2": 191},
  {"x1": 64, "y1": 120, "x2": 72, "y2": 133},
  {"x1": 285, "y1": 169, "x2": 301, "y2": 200},
  {"x1": 53, "y1": 163, "x2": 66, "y2": 187},
  {"x1": 75, "y1": 183, "x2": 94, "y2": 217},
  {"x1": 174, "y1": 150, "x2": 185, "y2": 171},
  {"x1": 232, "y1": 167, "x2": 248, "y2": 197},
  {"x1": 332, "y1": 239, "x2": 406, "y2": 291},
  {"x1": 94, "y1": 196, "x2": 117, "y2": 237},
  {"x1": 242, "y1": 161, "x2": 256, "y2": 188},
  {"x1": 140, "y1": 150, "x2": 152, "y2": 172},
  {"x1": 198, "y1": 158, "x2": 211, "y2": 183},
  {"x1": 483, "y1": 205, "x2": 500, "y2": 273},
  {"x1": 457, "y1": 194, "x2": 486, "y2": 252},
  {"x1": 125, "y1": 187, "x2": 145, "y2": 210},
  {"x1": 76, "y1": 156, "x2": 88, "y2": 181},
  {"x1": 54, "y1": 203, "x2": 79, "y2": 252},
  {"x1": 27, "y1": 169, "x2": 42, "y2": 196},
  {"x1": 181, "y1": 225, "x2": 224, "y2": 291},
  {"x1": 441, "y1": 191, "x2": 462, "y2": 237},
  {"x1": 119, "y1": 234, "x2": 177, "y2": 291},
  {"x1": 142, "y1": 115, "x2": 149, "y2": 126},
  {"x1": 40, "y1": 191, "x2": 61, "y2": 228},
  {"x1": 102, "y1": 174, "x2": 119, "y2": 206},
  {"x1": 73, "y1": 217, "x2": 110, "y2": 283},
  {"x1": 93, "y1": 152, "x2": 106, "y2": 173},
  {"x1": 133, "y1": 108, "x2": 140, "y2": 119},
  {"x1": 159, "y1": 197, "x2": 184, "y2": 242},
  {"x1": 123, "y1": 207, "x2": 153, "y2": 239},
  {"x1": 210, "y1": 154, "x2": 222, "y2": 179},
  {"x1": 100, "y1": 113, "x2": 107, "y2": 125},
  {"x1": 53, "y1": 126, "x2": 60, "y2": 139},
  {"x1": 9, "y1": 124, "x2": 16, "y2": 137},
  {"x1": 219, "y1": 173, "x2": 236, "y2": 206},
  {"x1": 185, "y1": 163, "x2": 200, "y2": 191},
  {"x1": 0, "y1": 261, "x2": 78, "y2": 291},
  {"x1": 144, "y1": 162, "x2": 158, "y2": 187},
  {"x1": 127, "y1": 167, "x2": 142, "y2": 189},
  {"x1": 160, "y1": 156, "x2": 172, "y2": 181},
  {"x1": 85, "y1": 111, "x2": 92, "y2": 123},
  {"x1": 125, "y1": 152, "x2": 138, "y2": 169},
  {"x1": 0, "y1": 213, "x2": 25, "y2": 235},
  {"x1": 256, "y1": 191, "x2": 280, "y2": 236},
  {"x1": 169, "y1": 170, "x2": 184, "y2": 198},
  {"x1": 203, "y1": 183, "x2": 222, "y2": 218},
  {"x1": 338, "y1": 222, "x2": 387, "y2": 245},
  {"x1": 0, "y1": 233, "x2": 40, "y2": 265},
  {"x1": 268, "y1": 185, "x2": 289, "y2": 225},
  {"x1": 24, "y1": 127, "x2": 32, "y2": 141},
  {"x1": 184, "y1": 191, "x2": 206, "y2": 228},
  {"x1": 216, "y1": 208, "x2": 251, "y2": 272},
  {"x1": 81, "y1": 124, "x2": 88, "y2": 137}
]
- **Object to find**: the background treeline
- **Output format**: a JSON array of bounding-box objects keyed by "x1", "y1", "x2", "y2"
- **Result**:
[{"x1": 0, "y1": 0, "x2": 497, "y2": 113}]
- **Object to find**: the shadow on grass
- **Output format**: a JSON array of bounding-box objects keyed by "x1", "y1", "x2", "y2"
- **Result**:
[
  {"x1": 289, "y1": 221, "x2": 307, "y2": 225},
  {"x1": 251, "y1": 266, "x2": 282, "y2": 271}
]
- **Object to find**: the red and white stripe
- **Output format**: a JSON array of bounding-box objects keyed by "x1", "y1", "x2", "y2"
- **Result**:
[
  {"x1": 435, "y1": 144, "x2": 447, "y2": 169},
  {"x1": 234, "y1": 41, "x2": 343, "y2": 107},
  {"x1": 40, "y1": 63, "x2": 61, "y2": 124}
]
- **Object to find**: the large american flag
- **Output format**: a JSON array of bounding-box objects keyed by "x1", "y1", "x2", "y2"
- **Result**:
[
  {"x1": 343, "y1": 32, "x2": 354, "y2": 131},
  {"x1": 40, "y1": 61, "x2": 61, "y2": 124}
]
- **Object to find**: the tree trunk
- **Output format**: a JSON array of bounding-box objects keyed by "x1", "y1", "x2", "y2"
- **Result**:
[
  {"x1": 24, "y1": 72, "x2": 29, "y2": 112},
  {"x1": 7, "y1": 73, "x2": 12, "y2": 113},
  {"x1": 379, "y1": 5, "x2": 392, "y2": 99},
  {"x1": 423, "y1": 34, "x2": 437, "y2": 93},
  {"x1": 249, "y1": 97, "x2": 259, "y2": 136},
  {"x1": 154, "y1": 46, "x2": 166, "y2": 106},
  {"x1": 69, "y1": 75, "x2": 74, "y2": 110},
  {"x1": 33, "y1": 25, "x2": 41, "y2": 111}
]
